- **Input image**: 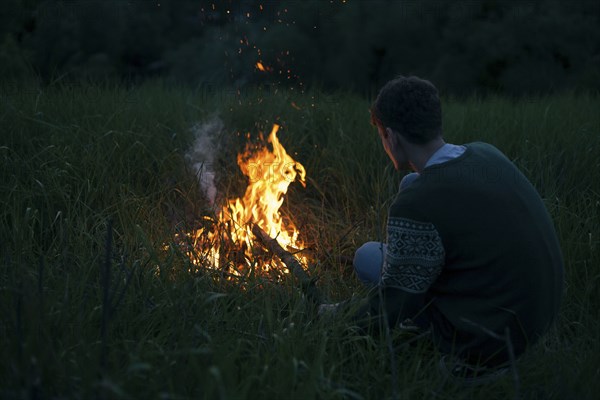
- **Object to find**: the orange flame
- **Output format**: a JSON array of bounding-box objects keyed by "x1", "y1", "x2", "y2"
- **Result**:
[{"x1": 188, "y1": 124, "x2": 307, "y2": 278}]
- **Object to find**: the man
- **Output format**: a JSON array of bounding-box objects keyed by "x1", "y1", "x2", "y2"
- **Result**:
[{"x1": 328, "y1": 76, "x2": 564, "y2": 382}]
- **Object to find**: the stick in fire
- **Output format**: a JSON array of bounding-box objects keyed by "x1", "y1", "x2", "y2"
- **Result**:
[{"x1": 252, "y1": 224, "x2": 324, "y2": 305}]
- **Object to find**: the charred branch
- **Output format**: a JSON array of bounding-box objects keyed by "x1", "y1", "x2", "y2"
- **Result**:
[{"x1": 252, "y1": 224, "x2": 324, "y2": 304}]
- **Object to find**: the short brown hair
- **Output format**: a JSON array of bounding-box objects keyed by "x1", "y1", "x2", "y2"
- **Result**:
[{"x1": 370, "y1": 76, "x2": 442, "y2": 144}]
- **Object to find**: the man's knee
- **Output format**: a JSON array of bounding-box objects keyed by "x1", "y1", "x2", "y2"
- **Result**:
[{"x1": 353, "y1": 241, "x2": 386, "y2": 285}]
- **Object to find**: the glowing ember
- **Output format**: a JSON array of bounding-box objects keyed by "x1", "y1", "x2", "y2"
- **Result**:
[
  {"x1": 186, "y1": 124, "x2": 307, "y2": 278},
  {"x1": 256, "y1": 61, "x2": 270, "y2": 72}
]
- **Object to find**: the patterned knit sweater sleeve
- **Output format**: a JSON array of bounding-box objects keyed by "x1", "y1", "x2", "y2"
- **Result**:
[
  {"x1": 382, "y1": 217, "x2": 445, "y2": 293},
  {"x1": 358, "y1": 215, "x2": 445, "y2": 329}
]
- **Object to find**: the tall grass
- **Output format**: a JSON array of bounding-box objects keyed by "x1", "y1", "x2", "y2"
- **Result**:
[{"x1": 1, "y1": 80, "x2": 598, "y2": 399}]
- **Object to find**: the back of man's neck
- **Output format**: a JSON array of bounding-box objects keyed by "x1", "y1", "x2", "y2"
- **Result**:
[{"x1": 410, "y1": 138, "x2": 446, "y2": 173}]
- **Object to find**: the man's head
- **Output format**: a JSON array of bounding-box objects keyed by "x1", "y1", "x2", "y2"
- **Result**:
[
  {"x1": 371, "y1": 76, "x2": 442, "y2": 144},
  {"x1": 371, "y1": 76, "x2": 444, "y2": 171}
]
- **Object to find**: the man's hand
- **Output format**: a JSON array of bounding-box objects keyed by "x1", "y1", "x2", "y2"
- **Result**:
[{"x1": 317, "y1": 302, "x2": 343, "y2": 318}]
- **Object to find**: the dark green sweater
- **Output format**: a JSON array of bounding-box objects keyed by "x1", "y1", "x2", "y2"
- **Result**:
[{"x1": 371, "y1": 142, "x2": 564, "y2": 366}]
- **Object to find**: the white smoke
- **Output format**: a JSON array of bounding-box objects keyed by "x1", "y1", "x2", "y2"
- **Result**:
[{"x1": 186, "y1": 117, "x2": 224, "y2": 206}]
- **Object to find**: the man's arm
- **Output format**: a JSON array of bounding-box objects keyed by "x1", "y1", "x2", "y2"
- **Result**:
[{"x1": 356, "y1": 216, "x2": 445, "y2": 332}]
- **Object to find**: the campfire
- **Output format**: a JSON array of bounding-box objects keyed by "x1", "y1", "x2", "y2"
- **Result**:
[{"x1": 184, "y1": 124, "x2": 309, "y2": 281}]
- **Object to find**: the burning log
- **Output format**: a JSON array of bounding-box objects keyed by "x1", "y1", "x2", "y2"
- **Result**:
[{"x1": 252, "y1": 224, "x2": 324, "y2": 304}]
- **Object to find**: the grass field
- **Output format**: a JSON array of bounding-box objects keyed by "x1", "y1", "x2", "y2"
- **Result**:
[{"x1": 1, "y1": 81, "x2": 599, "y2": 399}]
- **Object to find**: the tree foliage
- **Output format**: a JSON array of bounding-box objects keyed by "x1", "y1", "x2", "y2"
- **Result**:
[{"x1": 2, "y1": 0, "x2": 599, "y2": 95}]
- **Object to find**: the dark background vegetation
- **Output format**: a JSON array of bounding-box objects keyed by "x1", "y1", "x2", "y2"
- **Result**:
[{"x1": 2, "y1": 0, "x2": 600, "y2": 96}]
